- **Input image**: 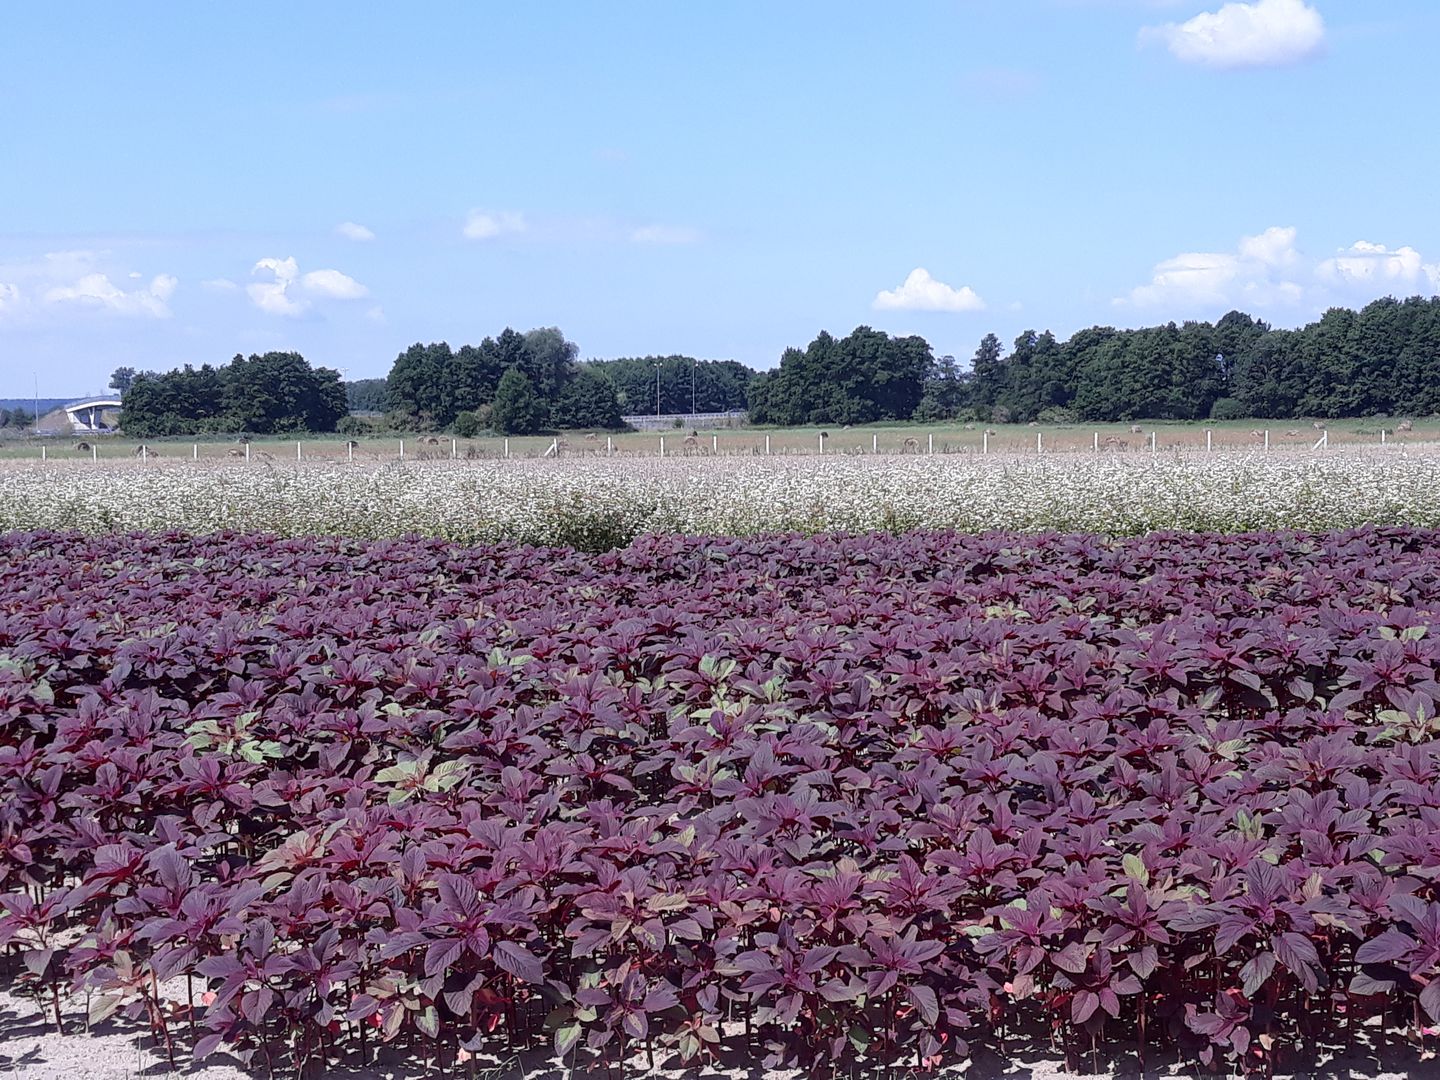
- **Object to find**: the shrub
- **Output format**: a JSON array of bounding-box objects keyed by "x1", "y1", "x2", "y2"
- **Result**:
[
  {"x1": 452, "y1": 410, "x2": 480, "y2": 438},
  {"x1": 1035, "y1": 406, "x2": 1076, "y2": 425},
  {"x1": 1209, "y1": 396, "x2": 1248, "y2": 421},
  {"x1": 336, "y1": 415, "x2": 375, "y2": 436}
]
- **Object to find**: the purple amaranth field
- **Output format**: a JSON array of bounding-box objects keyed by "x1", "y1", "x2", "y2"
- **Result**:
[{"x1": 2, "y1": 527, "x2": 1440, "y2": 1077}]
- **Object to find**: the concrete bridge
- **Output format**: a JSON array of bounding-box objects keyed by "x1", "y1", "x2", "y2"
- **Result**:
[{"x1": 63, "y1": 397, "x2": 122, "y2": 433}]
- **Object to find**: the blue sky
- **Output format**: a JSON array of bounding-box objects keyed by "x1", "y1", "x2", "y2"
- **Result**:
[{"x1": 3, "y1": 0, "x2": 1438, "y2": 394}]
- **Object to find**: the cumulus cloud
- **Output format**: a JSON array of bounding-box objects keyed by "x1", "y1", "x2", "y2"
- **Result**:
[
  {"x1": 873, "y1": 268, "x2": 986, "y2": 313},
  {"x1": 247, "y1": 257, "x2": 369, "y2": 317},
  {"x1": 301, "y1": 268, "x2": 369, "y2": 300},
  {"x1": 201, "y1": 278, "x2": 238, "y2": 291},
  {"x1": 43, "y1": 272, "x2": 177, "y2": 317},
  {"x1": 1119, "y1": 227, "x2": 1440, "y2": 313},
  {"x1": 335, "y1": 221, "x2": 375, "y2": 242},
  {"x1": 630, "y1": 224, "x2": 701, "y2": 245},
  {"x1": 1143, "y1": 0, "x2": 1325, "y2": 69},
  {"x1": 248, "y1": 257, "x2": 307, "y2": 316},
  {"x1": 1121, "y1": 226, "x2": 1305, "y2": 308},
  {"x1": 0, "y1": 251, "x2": 182, "y2": 321},
  {"x1": 462, "y1": 211, "x2": 526, "y2": 240},
  {"x1": 1317, "y1": 241, "x2": 1440, "y2": 292}
]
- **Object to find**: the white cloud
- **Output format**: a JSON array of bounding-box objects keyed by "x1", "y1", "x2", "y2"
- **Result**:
[
  {"x1": 1119, "y1": 227, "x2": 1440, "y2": 313},
  {"x1": 0, "y1": 251, "x2": 181, "y2": 322},
  {"x1": 630, "y1": 224, "x2": 701, "y2": 245},
  {"x1": 335, "y1": 221, "x2": 375, "y2": 242},
  {"x1": 1317, "y1": 241, "x2": 1440, "y2": 292},
  {"x1": 462, "y1": 211, "x2": 526, "y2": 240},
  {"x1": 248, "y1": 256, "x2": 307, "y2": 316},
  {"x1": 247, "y1": 257, "x2": 371, "y2": 316},
  {"x1": 1121, "y1": 226, "x2": 1305, "y2": 308},
  {"x1": 873, "y1": 268, "x2": 986, "y2": 313},
  {"x1": 301, "y1": 268, "x2": 368, "y2": 300},
  {"x1": 43, "y1": 272, "x2": 177, "y2": 318},
  {"x1": 201, "y1": 278, "x2": 238, "y2": 291},
  {"x1": 1144, "y1": 0, "x2": 1324, "y2": 69}
]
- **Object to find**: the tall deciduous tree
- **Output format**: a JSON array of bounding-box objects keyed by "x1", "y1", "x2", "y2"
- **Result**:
[{"x1": 491, "y1": 368, "x2": 543, "y2": 435}]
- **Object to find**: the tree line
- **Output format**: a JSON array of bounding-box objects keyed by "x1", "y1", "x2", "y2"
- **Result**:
[
  {"x1": 108, "y1": 295, "x2": 1440, "y2": 438},
  {"x1": 920, "y1": 297, "x2": 1440, "y2": 425},
  {"x1": 755, "y1": 297, "x2": 1440, "y2": 427},
  {"x1": 118, "y1": 353, "x2": 349, "y2": 437},
  {"x1": 382, "y1": 333, "x2": 754, "y2": 435},
  {"x1": 383, "y1": 328, "x2": 622, "y2": 435}
]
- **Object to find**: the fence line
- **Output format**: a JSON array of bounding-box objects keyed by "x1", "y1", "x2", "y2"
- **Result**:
[{"x1": 16, "y1": 427, "x2": 1428, "y2": 464}]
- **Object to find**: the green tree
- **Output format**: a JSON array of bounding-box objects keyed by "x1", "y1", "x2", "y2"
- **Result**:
[
  {"x1": 749, "y1": 326, "x2": 932, "y2": 425},
  {"x1": 491, "y1": 368, "x2": 543, "y2": 434},
  {"x1": 119, "y1": 352, "x2": 346, "y2": 436},
  {"x1": 344, "y1": 377, "x2": 389, "y2": 412},
  {"x1": 553, "y1": 366, "x2": 624, "y2": 429},
  {"x1": 108, "y1": 366, "x2": 137, "y2": 394},
  {"x1": 385, "y1": 342, "x2": 455, "y2": 426}
]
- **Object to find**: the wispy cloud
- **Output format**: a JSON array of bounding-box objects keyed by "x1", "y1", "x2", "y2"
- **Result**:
[
  {"x1": 874, "y1": 268, "x2": 986, "y2": 313},
  {"x1": 462, "y1": 211, "x2": 527, "y2": 241},
  {"x1": 1142, "y1": 0, "x2": 1325, "y2": 69},
  {"x1": 335, "y1": 221, "x2": 375, "y2": 242},
  {"x1": 0, "y1": 251, "x2": 180, "y2": 321}
]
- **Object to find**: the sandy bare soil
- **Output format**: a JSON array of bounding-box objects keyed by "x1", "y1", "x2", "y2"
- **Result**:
[{"x1": 3, "y1": 985, "x2": 1439, "y2": 1080}]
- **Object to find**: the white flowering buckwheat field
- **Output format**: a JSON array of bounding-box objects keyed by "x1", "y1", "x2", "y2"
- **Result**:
[{"x1": 1, "y1": 448, "x2": 1437, "y2": 549}]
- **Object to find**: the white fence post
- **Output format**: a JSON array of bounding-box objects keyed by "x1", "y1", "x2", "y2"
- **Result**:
[
  {"x1": 245, "y1": 443, "x2": 250, "y2": 462},
  {"x1": 92, "y1": 444, "x2": 98, "y2": 463},
  {"x1": 504, "y1": 438, "x2": 509, "y2": 458},
  {"x1": 659, "y1": 435, "x2": 665, "y2": 458},
  {"x1": 873, "y1": 432, "x2": 878, "y2": 453},
  {"x1": 765, "y1": 434, "x2": 771, "y2": 455},
  {"x1": 1382, "y1": 429, "x2": 1387, "y2": 446},
  {"x1": 348, "y1": 441, "x2": 354, "y2": 463},
  {"x1": 928, "y1": 433, "x2": 934, "y2": 455},
  {"x1": 1150, "y1": 431, "x2": 1156, "y2": 454},
  {"x1": 983, "y1": 431, "x2": 989, "y2": 455},
  {"x1": 1264, "y1": 430, "x2": 1270, "y2": 451},
  {"x1": 607, "y1": 436, "x2": 613, "y2": 455},
  {"x1": 713, "y1": 433, "x2": 718, "y2": 453},
  {"x1": 141, "y1": 445, "x2": 147, "y2": 463},
  {"x1": 1093, "y1": 431, "x2": 1099, "y2": 453},
  {"x1": 297, "y1": 441, "x2": 302, "y2": 461},
  {"x1": 399, "y1": 439, "x2": 405, "y2": 461},
  {"x1": 41, "y1": 446, "x2": 46, "y2": 461},
  {"x1": 818, "y1": 432, "x2": 824, "y2": 455},
  {"x1": 193, "y1": 443, "x2": 198, "y2": 460},
  {"x1": 1037, "y1": 432, "x2": 1043, "y2": 454},
  {"x1": 1206, "y1": 429, "x2": 1212, "y2": 453},
  {"x1": 451, "y1": 438, "x2": 457, "y2": 459}
]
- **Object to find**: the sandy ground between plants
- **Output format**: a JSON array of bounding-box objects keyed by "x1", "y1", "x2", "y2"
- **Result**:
[{"x1": 2, "y1": 987, "x2": 1438, "y2": 1080}]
